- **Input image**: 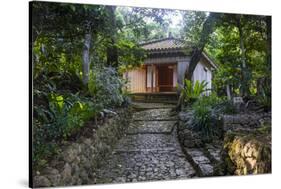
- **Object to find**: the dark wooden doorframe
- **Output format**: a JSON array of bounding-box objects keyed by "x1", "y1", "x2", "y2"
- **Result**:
[{"x1": 157, "y1": 64, "x2": 174, "y2": 92}]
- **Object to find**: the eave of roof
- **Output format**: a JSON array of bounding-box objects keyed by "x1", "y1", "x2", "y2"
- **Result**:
[
  {"x1": 202, "y1": 52, "x2": 218, "y2": 69},
  {"x1": 140, "y1": 37, "x2": 218, "y2": 69},
  {"x1": 140, "y1": 37, "x2": 188, "y2": 51}
]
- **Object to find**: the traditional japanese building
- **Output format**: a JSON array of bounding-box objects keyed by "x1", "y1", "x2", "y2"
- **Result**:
[{"x1": 124, "y1": 37, "x2": 217, "y2": 94}]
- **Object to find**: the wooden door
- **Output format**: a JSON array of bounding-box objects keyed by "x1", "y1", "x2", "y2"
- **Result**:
[{"x1": 158, "y1": 66, "x2": 173, "y2": 92}]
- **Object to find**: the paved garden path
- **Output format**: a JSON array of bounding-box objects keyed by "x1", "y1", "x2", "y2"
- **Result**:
[{"x1": 94, "y1": 103, "x2": 196, "y2": 184}]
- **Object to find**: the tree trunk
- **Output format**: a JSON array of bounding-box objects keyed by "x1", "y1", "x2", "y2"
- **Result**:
[
  {"x1": 185, "y1": 13, "x2": 220, "y2": 80},
  {"x1": 82, "y1": 33, "x2": 91, "y2": 85},
  {"x1": 264, "y1": 16, "x2": 272, "y2": 99},
  {"x1": 266, "y1": 16, "x2": 271, "y2": 71},
  {"x1": 257, "y1": 78, "x2": 264, "y2": 96},
  {"x1": 106, "y1": 6, "x2": 118, "y2": 67},
  {"x1": 175, "y1": 13, "x2": 220, "y2": 110},
  {"x1": 236, "y1": 15, "x2": 250, "y2": 97},
  {"x1": 226, "y1": 84, "x2": 232, "y2": 100}
]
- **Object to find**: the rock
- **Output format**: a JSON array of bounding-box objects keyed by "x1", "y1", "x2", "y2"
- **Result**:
[
  {"x1": 199, "y1": 164, "x2": 214, "y2": 176},
  {"x1": 47, "y1": 174, "x2": 61, "y2": 186},
  {"x1": 245, "y1": 157, "x2": 257, "y2": 170},
  {"x1": 61, "y1": 163, "x2": 72, "y2": 181},
  {"x1": 79, "y1": 169, "x2": 89, "y2": 183},
  {"x1": 33, "y1": 176, "x2": 51, "y2": 187},
  {"x1": 179, "y1": 112, "x2": 193, "y2": 122},
  {"x1": 80, "y1": 155, "x2": 91, "y2": 169},
  {"x1": 168, "y1": 161, "x2": 175, "y2": 167},
  {"x1": 41, "y1": 167, "x2": 59, "y2": 175},
  {"x1": 128, "y1": 173, "x2": 137, "y2": 179},
  {"x1": 115, "y1": 177, "x2": 126, "y2": 182},
  {"x1": 138, "y1": 176, "x2": 146, "y2": 181},
  {"x1": 62, "y1": 147, "x2": 79, "y2": 163},
  {"x1": 72, "y1": 164, "x2": 80, "y2": 175},
  {"x1": 223, "y1": 132, "x2": 271, "y2": 175},
  {"x1": 180, "y1": 128, "x2": 203, "y2": 148},
  {"x1": 82, "y1": 138, "x2": 92, "y2": 146},
  {"x1": 175, "y1": 169, "x2": 185, "y2": 175}
]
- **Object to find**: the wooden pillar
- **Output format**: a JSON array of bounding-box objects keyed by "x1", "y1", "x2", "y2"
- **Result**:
[
  {"x1": 151, "y1": 65, "x2": 154, "y2": 92},
  {"x1": 156, "y1": 66, "x2": 158, "y2": 92},
  {"x1": 145, "y1": 66, "x2": 147, "y2": 92}
]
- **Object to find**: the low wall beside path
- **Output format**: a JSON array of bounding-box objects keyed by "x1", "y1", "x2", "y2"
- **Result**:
[{"x1": 33, "y1": 107, "x2": 133, "y2": 187}]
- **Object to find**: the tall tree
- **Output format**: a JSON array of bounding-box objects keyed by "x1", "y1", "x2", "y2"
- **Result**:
[
  {"x1": 106, "y1": 6, "x2": 119, "y2": 67},
  {"x1": 236, "y1": 15, "x2": 251, "y2": 96},
  {"x1": 266, "y1": 16, "x2": 271, "y2": 71},
  {"x1": 176, "y1": 12, "x2": 220, "y2": 109},
  {"x1": 82, "y1": 32, "x2": 91, "y2": 84},
  {"x1": 208, "y1": 14, "x2": 270, "y2": 98},
  {"x1": 184, "y1": 12, "x2": 220, "y2": 80}
]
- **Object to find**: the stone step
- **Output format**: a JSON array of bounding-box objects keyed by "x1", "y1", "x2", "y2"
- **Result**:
[
  {"x1": 133, "y1": 100, "x2": 178, "y2": 104},
  {"x1": 126, "y1": 120, "x2": 176, "y2": 135},
  {"x1": 131, "y1": 93, "x2": 178, "y2": 104},
  {"x1": 183, "y1": 148, "x2": 214, "y2": 177},
  {"x1": 132, "y1": 102, "x2": 176, "y2": 110},
  {"x1": 132, "y1": 109, "x2": 177, "y2": 121},
  {"x1": 114, "y1": 134, "x2": 180, "y2": 152}
]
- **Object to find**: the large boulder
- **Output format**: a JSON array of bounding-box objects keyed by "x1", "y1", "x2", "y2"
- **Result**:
[
  {"x1": 33, "y1": 176, "x2": 51, "y2": 187},
  {"x1": 223, "y1": 133, "x2": 271, "y2": 175}
]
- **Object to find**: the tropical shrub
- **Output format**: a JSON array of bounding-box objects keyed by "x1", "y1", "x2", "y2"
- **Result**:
[
  {"x1": 256, "y1": 82, "x2": 271, "y2": 112},
  {"x1": 187, "y1": 94, "x2": 236, "y2": 139},
  {"x1": 88, "y1": 66, "x2": 128, "y2": 107},
  {"x1": 33, "y1": 66, "x2": 131, "y2": 169},
  {"x1": 178, "y1": 79, "x2": 208, "y2": 104},
  {"x1": 33, "y1": 93, "x2": 99, "y2": 168}
]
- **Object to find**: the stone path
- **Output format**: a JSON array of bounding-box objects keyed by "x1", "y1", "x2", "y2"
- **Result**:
[{"x1": 94, "y1": 103, "x2": 196, "y2": 184}]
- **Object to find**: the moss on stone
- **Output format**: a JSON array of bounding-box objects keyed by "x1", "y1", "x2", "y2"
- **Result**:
[{"x1": 223, "y1": 131, "x2": 271, "y2": 175}]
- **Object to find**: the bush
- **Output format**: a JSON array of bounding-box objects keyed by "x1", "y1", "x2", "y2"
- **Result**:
[
  {"x1": 256, "y1": 78, "x2": 271, "y2": 112},
  {"x1": 33, "y1": 66, "x2": 130, "y2": 169},
  {"x1": 33, "y1": 93, "x2": 100, "y2": 168},
  {"x1": 88, "y1": 66, "x2": 129, "y2": 107},
  {"x1": 178, "y1": 79, "x2": 208, "y2": 104},
  {"x1": 45, "y1": 93, "x2": 98, "y2": 139},
  {"x1": 188, "y1": 94, "x2": 236, "y2": 139}
]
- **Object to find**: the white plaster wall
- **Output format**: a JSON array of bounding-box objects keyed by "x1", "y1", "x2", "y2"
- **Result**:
[
  {"x1": 192, "y1": 61, "x2": 212, "y2": 94},
  {"x1": 177, "y1": 61, "x2": 189, "y2": 85}
]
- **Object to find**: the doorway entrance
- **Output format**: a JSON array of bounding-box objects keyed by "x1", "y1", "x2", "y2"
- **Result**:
[{"x1": 157, "y1": 65, "x2": 174, "y2": 92}]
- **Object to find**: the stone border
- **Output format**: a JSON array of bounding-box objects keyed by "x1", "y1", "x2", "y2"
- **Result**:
[{"x1": 33, "y1": 107, "x2": 133, "y2": 187}]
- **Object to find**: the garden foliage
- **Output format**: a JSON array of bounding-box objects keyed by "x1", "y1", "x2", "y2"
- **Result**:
[
  {"x1": 178, "y1": 79, "x2": 208, "y2": 104},
  {"x1": 187, "y1": 94, "x2": 236, "y2": 139}
]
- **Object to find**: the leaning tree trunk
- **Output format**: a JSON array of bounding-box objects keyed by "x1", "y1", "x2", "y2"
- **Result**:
[
  {"x1": 237, "y1": 15, "x2": 250, "y2": 97},
  {"x1": 184, "y1": 13, "x2": 220, "y2": 80},
  {"x1": 175, "y1": 13, "x2": 220, "y2": 110},
  {"x1": 82, "y1": 33, "x2": 91, "y2": 85}
]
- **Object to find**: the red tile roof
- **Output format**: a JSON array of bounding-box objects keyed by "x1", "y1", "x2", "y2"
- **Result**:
[
  {"x1": 141, "y1": 37, "x2": 187, "y2": 51},
  {"x1": 140, "y1": 37, "x2": 217, "y2": 69}
]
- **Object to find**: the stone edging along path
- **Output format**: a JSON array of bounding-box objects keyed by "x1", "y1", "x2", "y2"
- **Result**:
[{"x1": 33, "y1": 108, "x2": 133, "y2": 187}]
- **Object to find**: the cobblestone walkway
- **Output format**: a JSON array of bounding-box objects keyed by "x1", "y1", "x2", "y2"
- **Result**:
[{"x1": 94, "y1": 103, "x2": 196, "y2": 184}]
